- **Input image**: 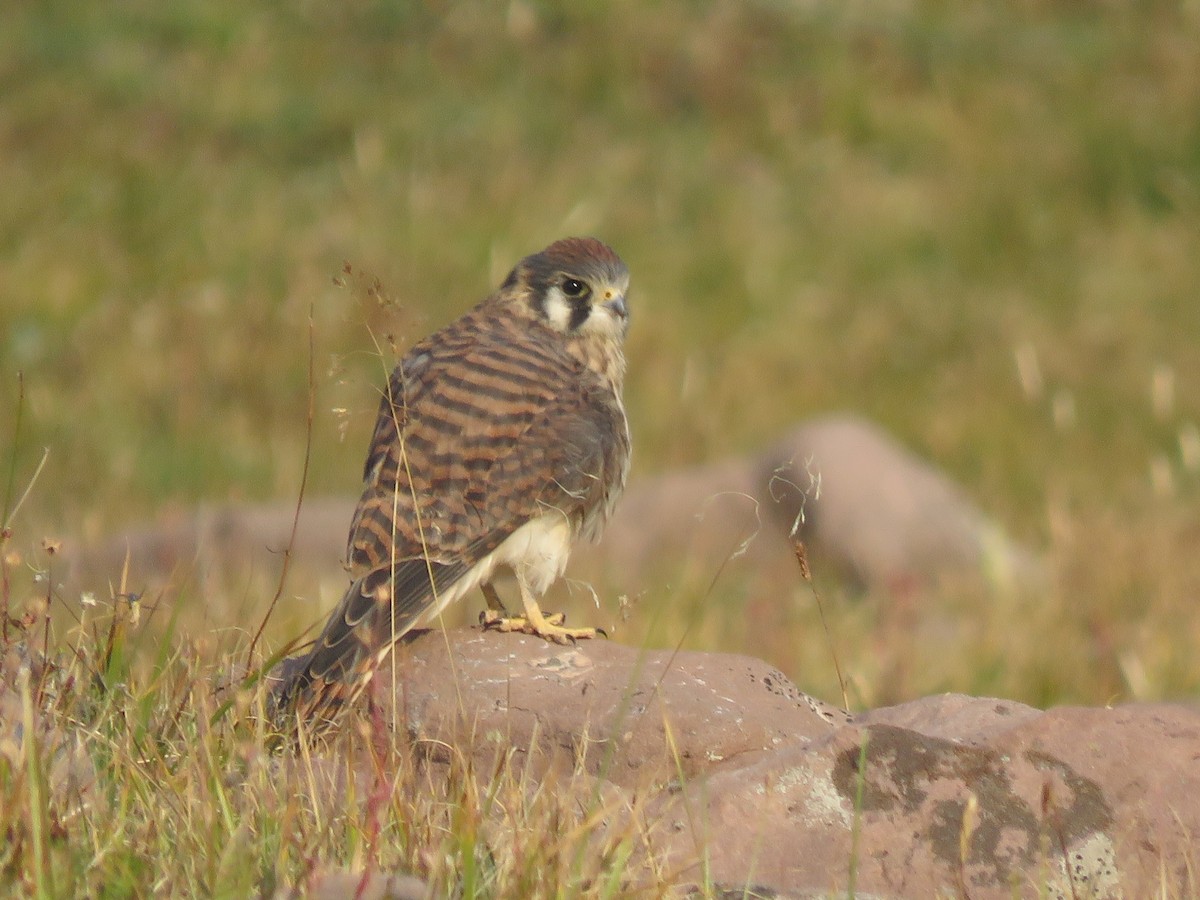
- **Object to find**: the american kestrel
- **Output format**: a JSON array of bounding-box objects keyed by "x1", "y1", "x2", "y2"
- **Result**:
[{"x1": 279, "y1": 237, "x2": 631, "y2": 724}]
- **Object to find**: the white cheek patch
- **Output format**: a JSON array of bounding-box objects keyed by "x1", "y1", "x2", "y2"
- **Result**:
[
  {"x1": 580, "y1": 306, "x2": 624, "y2": 337},
  {"x1": 542, "y1": 287, "x2": 574, "y2": 332}
]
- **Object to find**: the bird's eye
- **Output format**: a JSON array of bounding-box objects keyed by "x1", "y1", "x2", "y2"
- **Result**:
[{"x1": 561, "y1": 278, "x2": 589, "y2": 298}]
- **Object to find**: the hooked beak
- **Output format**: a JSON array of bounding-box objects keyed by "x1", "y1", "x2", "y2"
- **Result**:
[{"x1": 603, "y1": 294, "x2": 628, "y2": 321}]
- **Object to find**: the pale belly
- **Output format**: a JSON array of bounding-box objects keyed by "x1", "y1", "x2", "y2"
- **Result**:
[{"x1": 411, "y1": 512, "x2": 574, "y2": 628}]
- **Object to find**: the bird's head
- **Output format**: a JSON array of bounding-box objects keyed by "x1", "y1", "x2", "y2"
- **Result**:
[{"x1": 502, "y1": 237, "x2": 630, "y2": 340}]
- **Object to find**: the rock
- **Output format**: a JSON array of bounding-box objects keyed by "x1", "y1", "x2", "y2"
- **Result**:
[
  {"x1": 64, "y1": 414, "x2": 1043, "y2": 605},
  {"x1": 367, "y1": 627, "x2": 849, "y2": 790},
  {"x1": 318, "y1": 628, "x2": 1200, "y2": 898},
  {"x1": 570, "y1": 455, "x2": 775, "y2": 597},
  {"x1": 758, "y1": 414, "x2": 1046, "y2": 594},
  {"x1": 63, "y1": 496, "x2": 355, "y2": 602}
]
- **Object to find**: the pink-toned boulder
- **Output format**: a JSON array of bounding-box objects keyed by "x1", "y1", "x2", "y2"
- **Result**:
[
  {"x1": 305, "y1": 628, "x2": 1200, "y2": 898},
  {"x1": 63, "y1": 495, "x2": 355, "y2": 600},
  {"x1": 350, "y1": 626, "x2": 848, "y2": 790},
  {"x1": 570, "y1": 455, "x2": 773, "y2": 595},
  {"x1": 65, "y1": 414, "x2": 1043, "y2": 606},
  {"x1": 757, "y1": 413, "x2": 1045, "y2": 595}
]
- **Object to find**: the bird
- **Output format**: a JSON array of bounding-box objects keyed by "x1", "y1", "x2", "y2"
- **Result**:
[{"x1": 277, "y1": 237, "x2": 632, "y2": 728}]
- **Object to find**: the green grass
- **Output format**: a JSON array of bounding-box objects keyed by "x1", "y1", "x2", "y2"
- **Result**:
[{"x1": 3, "y1": 0, "x2": 1200, "y2": 892}]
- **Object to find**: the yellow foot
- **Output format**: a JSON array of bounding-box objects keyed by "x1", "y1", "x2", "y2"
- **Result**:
[{"x1": 480, "y1": 608, "x2": 606, "y2": 643}]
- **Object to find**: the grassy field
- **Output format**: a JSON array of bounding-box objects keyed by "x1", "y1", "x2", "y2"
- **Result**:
[{"x1": 3, "y1": 0, "x2": 1200, "y2": 894}]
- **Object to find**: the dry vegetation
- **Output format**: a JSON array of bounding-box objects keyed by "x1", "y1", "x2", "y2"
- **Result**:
[
  {"x1": 3, "y1": 0, "x2": 1200, "y2": 894},
  {"x1": 0, "y1": 606, "x2": 673, "y2": 897}
]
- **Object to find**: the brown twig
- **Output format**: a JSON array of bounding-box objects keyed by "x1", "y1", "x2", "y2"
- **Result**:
[
  {"x1": 792, "y1": 538, "x2": 849, "y2": 712},
  {"x1": 246, "y1": 304, "x2": 317, "y2": 670}
]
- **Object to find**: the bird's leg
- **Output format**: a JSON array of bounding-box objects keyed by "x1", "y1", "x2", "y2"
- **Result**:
[
  {"x1": 479, "y1": 578, "x2": 568, "y2": 627},
  {"x1": 481, "y1": 581, "x2": 508, "y2": 614},
  {"x1": 481, "y1": 571, "x2": 603, "y2": 643},
  {"x1": 479, "y1": 581, "x2": 519, "y2": 627}
]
